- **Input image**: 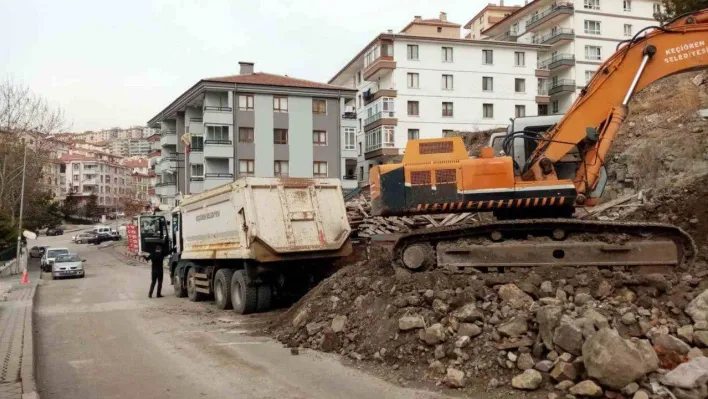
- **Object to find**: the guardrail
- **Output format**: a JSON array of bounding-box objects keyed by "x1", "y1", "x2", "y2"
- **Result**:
[
  {"x1": 204, "y1": 140, "x2": 233, "y2": 145},
  {"x1": 205, "y1": 173, "x2": 234, "y2": 178},
  {"x1": 204, "y1": 106, "x2": 232, "y2": 112}
]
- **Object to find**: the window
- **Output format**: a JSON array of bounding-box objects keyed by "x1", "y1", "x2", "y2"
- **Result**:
[
  {"x1": 437, "y1": 26, "x2": 442, "y2": 33},
  {"x1": 312, "y1": 99, "x2": 327, "y2": 114},
  {"x1": 344, "y1": 127, "x2": 355, "y2": 150},
  {"x1": 206, "y1": 125, "x2": 229, "y2": 142},
  {"x1": 514, "y1": 52, "x2": 526, "y2": 67},
  {"x1": 585, "y1": 70, "x2": 595, "y2": 84},
  {"x1": 585, "y1": 45, "x2": 602, "y2": 60},
  {"x1": 584, "y1": 20, "x2": 601, "y2": 35},
  {"x1": 538, "y1": 104, "x2": 549, "y2": 116},
  {"x1": 358, "y1": 166, "x2": 364, "y2": 181},
  {"x1": 515, "y1": 78, "x2": 526, "y2": 93},
  {"x1": 382, "y1": 97, "x2": 395, "y2": 115},
  {"x1": 239, "y1": 127, "x2": 254, "y2": 143},
  {"x1": 274, "y1": 129, "x2": 288, "y2": 144},
  {"x1": 442, "y1": 74, "x2": 454, "y2": 90},
  {"x1": 239, "y1": 160, "x2": 255, "y2": 176},
  {"x1": 515, "y1": 105, "x2": 526, "y2": 118},
  {"x1": 483, "y1": 104, "x2": 494, "y2": 119},
  {"x1": 73, "y1": 174, "x2": 79, "y2": 181},
  {"x1": 191, "y1": 135, "x2": 204, "y2": 150},
  {"x1": 624, "y1": 24, "x2": 633, "y2": 37},
  {"x1": 358, "y1": 142, "x2": 362, "y2": 156},
  {"x1": 442, "y1": 102, "x2": 453, "y2": 117},
  {"x1": 623, "y1": 0, "x2": 632, "y2": 11},
  {"x1": 442, "y1": 47, "x2": 453, "y2": 62},
  {"x1": 313, "y1": 162, "x2": 328, "y2": 177},
  {"x1": 407, "y1": 72, "x2": 419, "y2": 88},
  {"x1": 274, "y1": 160, "x2": 289, "y2": 177},
  {"x1": 407, "y1": 44, "x2": 419, "y2": 60},
  {"x1": 442, "y1": 129, "x2": 454, "y2": 137},
  {"x1": 313, "y1": 130, "x2": 327, "y2": 145},
  {"x1": 483, "y1": 76, "x2": 494, "y2": 92},
  {"x1": 238, "y1": 95, "x2": 254, "y2": 110},
  {"x1": 407, "y1": 101, "x2": 419, "y2": 116},
  {"x1": 408, "y1": 129, "x2": 419, "y2": 140},
  {"x1": 653, "y1": 3, "x2": 661, "y2": 14},
  {"x1": 584, "y1": 0, "x2": 600, "y2": 10},
  {"x1": 273, "y1": 96, "x2": 288, "y2": 112},
  {"x1": 364, "y1": 126, "x2": 395, "y2": 152},
  {"x1": 191, "y1": 164, "x2": 204, "y2": 177},
  {"x1": 552, "y1": 100, "x2": 560, "y2": 114},
  {"x1": 482, "y1": 50, "x2": 493, "y2": 65}
]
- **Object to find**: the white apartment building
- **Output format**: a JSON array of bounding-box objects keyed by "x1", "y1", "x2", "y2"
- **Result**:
[
  {"x1": 59, "y1": 153, "x2": 132, "y2": 210},
  {"x1": 329, "y1": 13, "x2": 547, "y2": 184},
  {"x1": 128, "y1": 138, "x2": 151, "y2": 156},
  {"x1": 483, "y1": 0, "x2": 660, "y2": 114}
]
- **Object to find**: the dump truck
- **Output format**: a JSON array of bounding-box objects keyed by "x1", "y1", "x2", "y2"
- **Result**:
[{"x1": 137, "y1": 177, "x2": 351, "y2": 314}]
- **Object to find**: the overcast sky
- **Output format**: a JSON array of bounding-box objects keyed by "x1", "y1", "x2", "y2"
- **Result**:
[{"x1": 0, "y1": 0, "x2": 526, "y2": 132}]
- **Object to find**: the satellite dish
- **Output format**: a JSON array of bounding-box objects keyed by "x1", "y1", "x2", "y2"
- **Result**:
[{"x1": 22, "y1": 230, "x2": 37, "y2": 240}]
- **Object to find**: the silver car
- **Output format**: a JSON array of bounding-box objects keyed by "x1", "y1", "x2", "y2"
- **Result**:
[
  {"x1": 51, "y1": 254, "x2": 85, "y2": 279},
  {"x1": 42, "y1": 247, "x2": 70, "y2": 272}
]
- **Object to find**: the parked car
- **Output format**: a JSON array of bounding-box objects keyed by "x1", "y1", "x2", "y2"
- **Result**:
[
  {"x1": 46, "y1": 227, "x2": 64, "y2": 236},
  {"x1": 91, "y1": 232, "x2": 116, "y2": 245},
  {"x1": 73, "y1": 232, "x2": 97, "y2": 244},
  {"x1": 30, "y1": 245, "x2": 50, "y2": 258},
  {"x1": 41, "y1": 247, "x2": 70, "y2": 272},
  {"x1": 51, "y1": 253, "x2": 85, "y2": 279}
]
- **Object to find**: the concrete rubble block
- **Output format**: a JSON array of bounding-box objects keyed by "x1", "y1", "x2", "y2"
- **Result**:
[
  {"x1": 511, "y1": 369, "x2": 543, "y2": 390},
  {"x1": 633, "y1": 391, "x2": 649, "y2": 399},
  {"x1": 451, "y1": 303, "x2": 484, "y2": 322},
  {"x1": 582, "y1": 328, "x2": 659, "y2": 390},
  {"x1": 535, "y1": 360, "x2": 554, "y2": 373},
  {"x1": 678, "y1": 325, "x2": 695, "y2": 344},
  {"x1": 537, "y1": 306, "x2": 563, "y2": 350},
  {"x1": 574, "y1": 293, "x2": 593, "y2": 306},
  {"x1": 550, "y1": 361, "x2": 577, "y2": 382},
  {"x1": 293, "y1": 306, "x2": 310, "y2": 327},
  {"x1": 574, "y1": 317, "x2": 597, "y2": 339},
  {"x1": 555, "y1": 380, "x2": 575, "y2": 391},
  {"x1": 457, "y1": 323, "x2": 482, "y2": 338},
  {"x1": 444, "y1": 367, "x2": 466, "y2": 388},
  {"x1": 569, "y1": 380, "x2": 603, "y2": 397},
  {"x1": 434, "y1": 344, "x2": 445, "y2": 360},
  {"x1": 423, "y1": 323, "x2": 446, "y2": 345},
  {"x1": 621, "y1": 382, "x2": 640, "y2": 396},
  {"x1": 306, "y1": 321, "x2": 327, "y2": 336},
  {"x1": 429, "y1": 360, "x2": 445, "y2": 374},
  {"x1": 583, "y1": 309, "x2": 610, "y2": 330},
  {"x1": 659, "y1": 356, "x2": 708, "y2": 389},
  {"x1": 320, "y1": 330, "x2": 340, "y2": 352},
  {"x1": 687, "y1": 289, "x2": 708, "y2": 323},
  {"x1": 650, "y1": 333, "x2": 691, "y2": 355},
  {"x1": 540, "y1": 281, "x2": 554, "y2": 297},
  {"x1": 331, "y1": 315, "x2": 347, "y2": 333},
  {"x1": 517, "y1": 353, "x2": 534, "y2": 370},
  {"x1": 498, "y1": 316, "x2": 529, "y2": 338},
  {"x1": 499, "y1": 284, "x2": 535, "y2": 310},
  {"x1": 432, "y1": 298, "x2": 449, "y2": 314},
  {"x1": 689, "y1": 348, "x2": 705, "y2": 360},
  {"x1": 398, "y1": 315, "x2": 425, "y2": 331},
  {"x1": 553, "y1": 322, "x2": 585, "y2": 356},
  {"x1": 694, "y1": 331, "x2": 708, "y2": 348},
  {"x1": 454, "y1": 336, "x2": 470, "y2": 349}
]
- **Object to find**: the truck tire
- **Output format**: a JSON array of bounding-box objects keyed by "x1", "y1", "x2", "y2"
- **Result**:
[
  {"x1": 231, "y1": 270, "x2": 257, "y2": 315},
  {"x1": 256, "y1": 284, "x2": 272, "y2": 312},
  {"x1": 214, "y1": 269, "x2": 234, "y2": 310},
  {"x1": 186, "y1": 268, "x2": 205, "y2": 302},
  {"x1": 173, "y1": 269, "x2": 187, "y2": 298}
]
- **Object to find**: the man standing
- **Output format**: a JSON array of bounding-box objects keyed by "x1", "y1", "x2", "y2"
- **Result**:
[{"x1": 144, "y1": 245, "x2": 166, "y2": 298}]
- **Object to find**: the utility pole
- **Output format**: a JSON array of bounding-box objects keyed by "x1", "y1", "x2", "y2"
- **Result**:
[{"x1": 15, "y1": 142, "x2": 27, "y2": 274}]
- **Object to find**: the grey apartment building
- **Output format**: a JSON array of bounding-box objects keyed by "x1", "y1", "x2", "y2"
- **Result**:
[{"x1": 148, "y1": 62, "x2": 357, "y2": 206}]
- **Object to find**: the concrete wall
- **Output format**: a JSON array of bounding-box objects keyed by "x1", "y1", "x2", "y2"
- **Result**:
[
  {"x1": 288, "y1": 96, "x2": 314, "y2": 177},
  {"x1": 235, "y1": 109, "x2": 255, "y2": 170},
  {"x1": 254, "y1": 94, "x2": 274, "y2": 176},
  {"x1": 176, "y1": 112, "x2": 186, "y2": 194},
  {"x1": 312, "y1": 98, "x2": 341, "y2": 178}
]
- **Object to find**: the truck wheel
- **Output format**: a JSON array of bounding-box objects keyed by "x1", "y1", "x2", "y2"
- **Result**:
[
  {"x1": 256, "y1": 284, "x2": 272, "y2": 312},
  {"x1": 173, "y1": 270, "x2": 187, "y2": 298},
  {"x1": 186, "y1": 268, "x2": 204, "y2": 302},
  {"x1": 214, "y1": 269, "x2": 234, "y2": 310},
  {"x1": 231, "y1": 270, "x2": 257, "y2": 315}
]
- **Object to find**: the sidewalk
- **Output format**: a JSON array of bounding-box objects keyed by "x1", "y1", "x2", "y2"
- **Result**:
[{"x1": 0, "y1": 262, "x2": 40, "y2": 399}]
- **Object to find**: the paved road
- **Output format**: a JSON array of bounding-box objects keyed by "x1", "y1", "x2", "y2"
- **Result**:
[{"x1": 34, "y1": 234, "x2": 450, "y2": 399}]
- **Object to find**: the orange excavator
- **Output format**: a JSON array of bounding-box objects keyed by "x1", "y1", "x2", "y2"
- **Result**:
[{"x1": 370, "y1": 9, "x2": 708, "y2": 272}]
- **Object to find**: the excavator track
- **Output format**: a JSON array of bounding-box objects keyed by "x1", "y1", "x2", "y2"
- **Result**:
[{"x1": 393, "y1": 219, "x2": 696, "y2": 273}]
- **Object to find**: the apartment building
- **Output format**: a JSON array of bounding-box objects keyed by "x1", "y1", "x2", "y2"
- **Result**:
[
  {"x1": 59, "y1": 154, "x2": 132, "y2": 210},
  {"x1": 147, "y1": 62, "x2": 357, "y2": 206},
  {"x1": 482, "y1": 0, "x2": 660, "y2": 114},
  {"x1": 464, "y1": 2, "x2": 521, "y2": 39},
  {"x1": 329, "y1": 13, "x2": 546, "y2": 184},
  {"x1": 128, "y1": 138, "x2": 151, "y2": 156},
  {"x1": 109, "y1": 139, "x2": 129, "y2": 156},
  {"x1": 131, "y1": 172, "x2": 151, "y2": 203}
]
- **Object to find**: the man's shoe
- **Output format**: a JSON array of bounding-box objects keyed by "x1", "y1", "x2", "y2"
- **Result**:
[
  {"x1": 156, "y1": 294, "x2": 163, "y2": 298},
  {"x1": 148, "y1": 294, "x2": 152, "y2": 298}
]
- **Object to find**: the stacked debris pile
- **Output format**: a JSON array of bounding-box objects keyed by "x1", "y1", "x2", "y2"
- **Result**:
[{"x1": 269, "y1": 255, "x2": 708, "y2": 398}]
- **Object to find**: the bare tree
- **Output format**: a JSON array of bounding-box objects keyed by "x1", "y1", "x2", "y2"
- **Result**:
[{"x1": 0, "y1": 77, "x2": 67, "y2": 134}]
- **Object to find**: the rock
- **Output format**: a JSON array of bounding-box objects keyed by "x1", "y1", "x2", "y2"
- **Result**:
[
  {"x1": 687, "y1": 290, "x2": 708, "y2": 323},
  {"x1": 556, "y1": 380, "x2": 575, "y2": 391},
  {"x1": 633, "y1": 391, "x2": 649, "y2": 399},
  {"x1": 517, "y1": 353, "x2": 534, "y2": 370},
  {"x1": 582, "y1": 329, "x2": 659, "y2": 389},
  {"x1": 556, "y1": 289, "x2": 568, "y2": 303},
  {"x1": 331, "y1": 315, "x2": 347, "y2": 333},
  {"x1": 659, "y1": 356, "x2": 708, "y2": 389},
  {"x1": 679, "y1": 325, "x2": 695, "y2": 344},
  {"x1": 646, "y1": 113, "x2": 661, "y2": 124},
  {"x1": 553, "y1": 322, "x2": 584, "y2": 355},
  {"x1": 451, "y1": 303, "x2": 484, "y2": 322},
  {"x1": 290, "y1": 347, "x2": 299, "y2": 355},
  {"x1": 595, "y1": 279, "x2": 613, "y2": 298},
  {"x1": 617, "y1": 287, "x2": 637, "y2": 303},
  {"x1": 622, "y1": 382, "x2": 640, "y2": 396},
  {"x1": 689, "y1": 348, "x2": 705, "y2": 359},
  {"x1": 547, "y1": 350, "x2": 559, "y2": 361},
  {"x1": 569, "y1": 380, "x2": 603, "y2": 397},
  {"x1": 537, "y1": 306, "x2": 563, "y2": 350},
  {"x1": 540, "y1": 281, "x2": 554, "y2": 297},
  {"x1": 550, "y1": 361, "x2": 577, "y2": 382},
  {"x1": 434, "y1": 344, "x2": 445, "y2": 360},
  {"x1": 574, "y1": 317, "x2": 597, "y2": 339},
  {"x1": 320, "y1": 330, "x2": 340, "y2": 352},
  {"x1": 583, "y1": 309, "x2": 610, "y2": 330},
  {"x1": 508, "y1": 351, "x2": 518, "y2": 362},
  {"x1": 511, "y1": 369, "x2": 543, "y2": 390},
  {"x1": 539, "y1": 298, "x2": 563, "y2": 306},
  {"x1": 574, "y1": 293, "x2": 593, "y2": 306},
  {"x1": 393, "y1": 296, "x2": 408, "y2": 308},
  {"x1": 693, "y1": 74, "x2": 705, "y2": 87},
  {"x1": 423, "y1": 289, "x2": 435, "y2": 302},
  {"x1": 455, "y1": 336, "x2": 471, "y2": 348},
  {"x1": 398, "y1": 315, "x2": 425, "y2": 331},
  {"x1": 650, "y1": 333, "x2": 691, "y2": 355},
  {"x1": 621, "y1": 312, "x2": 637, "y2": 325},
  {"x1": 498, "y1": 316, "x2": 529, "y2": 338},
  {"x1": 306, "y1": 321, "x2": 327, "y2": 336},
  {"x1": 444, "y1": 367, "x2": 466, "y2": 388},
  {"x1": 694, "y1": 331, "x2": 708, "y2": 348},
  {"x1": 424, "y1": 324, "x2": 446, "y2": 345},
  {"x1": 692, "y1": 127, "x2": 704, "y2": 134},
  {"x1": 293, "y1": 307, "x2": 310, "y2": 327},
  {"x1": 499, "y1": 284, "x2": 534, "y2": 310},
  {"x1": 458, "y1": 323, "x2": 482, "y2": 338},
  {"x1": 535, "y1": 360, "x2": 554, "y2": 373},
  {"x1": 696, "y1": 321, "x2": 708, "y2": 331},
  {"x1": 558, "y1": 352, "x2": 573, "y2": 363},
  {"x1": 429, "y1": 360, "x2": 445, "y2": 374},
  {"x1": 432, "y1": 298, "x2": 449, "y2": 314},
  {"x1": 487, "y1": 377, "x2": 500, "y2": 390}
]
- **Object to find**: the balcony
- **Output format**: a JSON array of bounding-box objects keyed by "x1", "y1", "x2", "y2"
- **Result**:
[
  {"x1": 532, "y1": 28, "x2": 575, "y2": 45},
  {"x1": 363, "y1": 88, "x2": 397, "y2": 106},
  {"x1": 204, "y1": 173, "x2": 234, "y2": 190},
  {"x1": 342, "y1": 112, "x2": 356, "y2": 119},
  {"x1": 160, "y1": 130, "x2": 177, "y2": 147},
  {"x1": 364, "y1": 56, "x2": 396, "y2": 81},
  {"x1": 189, "y1": 177, "x2": 204, "y2": 194},
  {"x1": 155, "y1": 182, "x2": 177, "y2": 197},
  {"x1": 188, "y1": 119, "x2": 204, "y2": 135},
  {"x1": 364, "y1": 111, "x2": 397, "y2": 130},
  {"x1": 525, "y1": 2, "x2": 574, "y2": 32},
  {"x1": 538, "y1": 54, "x2": 576, "y2": 71},
  {"x1": 548, "y1": 79, "x2": 577, "y2": 95},
  {"x1": 536, "y1": 85, "x2": 550, "y2": 104},
  {"x1": 82, "y1": 178, "x2": 99, "y2": 186},
  {"x1": 364, "y1": 127, "x2": 397, "y2": 160},
  {"x1": 490, "y1": 30, "x2": 520, "y2": 42},
  {"x1": 204, "y1": 140, "x2": 233, "y2": 158},
  {"x1": 203, "y1": 106, "x2": 233, "y2": 125}
]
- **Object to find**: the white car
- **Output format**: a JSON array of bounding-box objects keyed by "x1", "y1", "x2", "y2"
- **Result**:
[
  {"x1": 41, "y1": 247, "x2": 70, "y2": 272},
  {"x1": 51, "y1": 253, "x2": 85, "y2": 279}
]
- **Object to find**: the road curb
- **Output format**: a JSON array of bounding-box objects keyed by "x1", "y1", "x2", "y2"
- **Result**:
[{"x1": 21, "y1": 280, "x2": 39, "y2": 399}]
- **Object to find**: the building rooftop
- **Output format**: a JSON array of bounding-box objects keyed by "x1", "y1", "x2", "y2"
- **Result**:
[
  {"x1": 463, "y1": 3, "x2": 521, "y2": 29},
  {"x1": 123, "y1": 158, "x2": 148, "y2": 168},
  {"x1": 204, "y1": 72, "x2": 354, "y2": 91}
]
